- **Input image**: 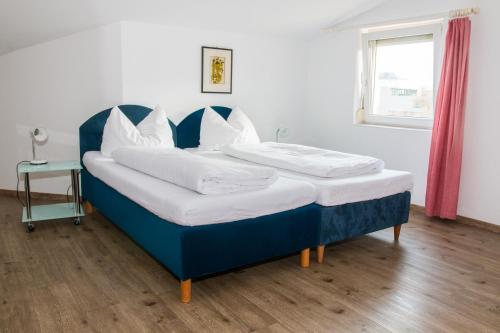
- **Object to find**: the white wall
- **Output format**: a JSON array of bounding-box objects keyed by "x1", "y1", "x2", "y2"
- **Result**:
[
  {"x1": 459, "y1": 0, "x2": 500, "y2": 225},
  {"x1": 0, "y1": 23, "x2": 123, "y2": 194},
  {"x1": 0, "y1": 21, "x2": 308, "y2": 194},
  {"x1": 120, "y1": 21, "x2": 307, "y2": 141},
  {"x1": 305, "y1": 0, "x2": 500, "y2": 225},
  {"x1": 2, "y1": 1, "x2": 498, "y2": 226}
]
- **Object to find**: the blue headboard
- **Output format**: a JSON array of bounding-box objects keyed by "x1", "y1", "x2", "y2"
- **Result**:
[
  {"x1": 79, "y1": 105, "x2": 177, "y2": 161},
  {"x1": 79, "y1": 105, "x2": 232, "y2": 161},
  {"x1": 175, "y1": 106, "x2": 232, "y2": 148}
]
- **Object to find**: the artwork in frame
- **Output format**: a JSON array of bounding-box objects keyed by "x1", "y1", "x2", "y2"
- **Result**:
[{"x1": 201, "y1": 46, "x2": 233, "y2": 94}]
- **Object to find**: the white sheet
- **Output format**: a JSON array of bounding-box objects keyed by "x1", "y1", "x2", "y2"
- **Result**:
[
  {"x1": 188, "y1": 150, "x2": 413, "y2": 207},
  {"x1": 111, "y1": 146, "x2": 277, "y2": 195},
  {"x1": 83, "y1": 151, "x2": 316, "y2": 226},
  {"x1": 278, "y1": 168, "x2": 413, "y2": 206},
  {"x1": 221, "y1": 142, "x2": 384, "y2": 178}
]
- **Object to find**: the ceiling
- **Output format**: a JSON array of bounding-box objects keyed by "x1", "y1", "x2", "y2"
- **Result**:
[{"x1": 0, "y1": 0, "x2": 384, "y2": 55}]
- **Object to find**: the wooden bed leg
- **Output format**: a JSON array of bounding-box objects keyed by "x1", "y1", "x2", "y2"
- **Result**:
[
  {"x1": 317, "y1": 245, "x2": 325, "y2": 264},
  {"x1": 180, "y1": 279, "x2": 192, "y2": 303},
  {"x1": 394, "y1": 224, "x2": 402, "y2": 242},
  {"x1": 300, "y1": 248, "x2": 310, "y2": 268},
  {"x1": 84, "y1": 201, "x2": 94, "y2": 214}
]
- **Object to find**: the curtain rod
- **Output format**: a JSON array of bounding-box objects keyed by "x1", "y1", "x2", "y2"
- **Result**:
[
  {"x1": 449, "y1": 7, "x2": 480, "y2": 19},
  {"x1": 324, "y1": 7, "x2": 480, "y2": 33}
]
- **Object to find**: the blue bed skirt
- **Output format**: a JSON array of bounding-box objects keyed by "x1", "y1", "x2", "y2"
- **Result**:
[
  {"x1": 82, "y1": 170, "x2": 319, "y2": 280},
  {"x1": 318, "y1": 191, "x2": 411, "y2": 245}
]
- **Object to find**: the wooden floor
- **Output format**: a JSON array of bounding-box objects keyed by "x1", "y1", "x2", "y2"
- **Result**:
[{"x1": 1, "y1": 195, "x2": 500, "y2": 333}]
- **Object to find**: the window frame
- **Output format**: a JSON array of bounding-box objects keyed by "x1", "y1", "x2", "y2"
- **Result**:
[{"x1": 361, "y1": 23, "x2": 443, "y2": 129}]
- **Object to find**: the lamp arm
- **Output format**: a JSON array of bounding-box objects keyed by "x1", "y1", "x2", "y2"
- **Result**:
[{"x1": 32, "y1": 137, "x2": 36, "y2": 161}]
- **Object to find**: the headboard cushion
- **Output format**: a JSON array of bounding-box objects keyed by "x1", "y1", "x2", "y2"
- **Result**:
[
  {"x1": 175, "y1": 106, "x2": 232, "y2": 149},
  {"x1": 79, "y1": 105, "x2": 177, "y2": 161}
]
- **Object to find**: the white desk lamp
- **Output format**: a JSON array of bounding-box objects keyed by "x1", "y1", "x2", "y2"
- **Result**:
[
  {"x1": 276, "y1": 126, "x2": 290, "y2": 143},
  {"x1": 30, "y1": 128, "x2": 48, "y2": 165}
]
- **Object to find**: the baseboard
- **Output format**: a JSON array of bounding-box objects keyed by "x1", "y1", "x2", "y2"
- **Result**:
[
  {"x1": 411, "y1": 204, "x2": 500, "y2": 233},
  {"x1": 0, "y1": 188, "x2": 69, "y2": 201}
]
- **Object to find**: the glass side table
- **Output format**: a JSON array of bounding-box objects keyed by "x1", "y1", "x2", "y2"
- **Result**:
[{"x1": 18, "y1": 160, "x2": 85, "y2": 232}]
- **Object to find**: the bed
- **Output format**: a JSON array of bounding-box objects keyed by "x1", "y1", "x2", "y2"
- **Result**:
[
  {"x1": 178, "y1": 106, "x2": 412, "y2": 264},
  {"x1": 79, "y1": 105, "x2": 319, "y2": 303}
]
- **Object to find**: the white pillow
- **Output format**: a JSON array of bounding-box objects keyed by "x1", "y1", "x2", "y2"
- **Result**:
[
  {"x1": 227, "y1": 107, "x2": 260, "y2": 144},
  {"x1": 199, "y1": 107, "x2": 241, "y2": 150},
  {"x1": 101, "y1": 106, "x2": 174, "y2": 156},
  {"x1": 137, "y1": 105, "x2": 174, "y2": 147},
  {"x1": 101, "y1": 107, "x2": 143, "y2": 156}
]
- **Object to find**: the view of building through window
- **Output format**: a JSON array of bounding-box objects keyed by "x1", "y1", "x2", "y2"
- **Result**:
[{"x1": 371, "y1": 34, "x2": 434, "y2": 119}]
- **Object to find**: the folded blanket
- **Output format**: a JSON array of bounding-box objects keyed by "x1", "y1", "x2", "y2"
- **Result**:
[
  {"x1": 221, "y1": 142, "x2": 384, "y2": 178},
  {"x1": 111, "y1": 146, "x2": 277, "y2": 194}
]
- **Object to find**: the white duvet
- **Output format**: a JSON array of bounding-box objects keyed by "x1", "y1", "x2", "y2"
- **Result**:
[
  {"x1": 111, "y1": 146, "x2": 277, "y2": 195},
  {"x1": 221, "y1": 142, "x2": 384, "y2": 178},
  {"x1": 83, "y1": 151, "x2": 316, "y2": 226},
  {"x1": 189, "y1": 150, "x2": 413, "y2": 207}
]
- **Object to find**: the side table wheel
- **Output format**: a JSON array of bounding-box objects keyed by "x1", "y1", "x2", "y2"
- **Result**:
[
  {"x1": 74, "y1": 218, "x2": 81, "y2": 225},
  {"x1": 26, "y1": 224, "x2": 34, "y2": 233}
]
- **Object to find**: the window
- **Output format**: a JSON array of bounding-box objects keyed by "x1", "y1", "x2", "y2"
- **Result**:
[{"x1": 360, "y1": 23, "x2": 442, "y2": 129}]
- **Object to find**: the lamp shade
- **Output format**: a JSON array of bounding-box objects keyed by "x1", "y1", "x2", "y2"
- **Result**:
[
  {"x1": 31, "y1": 127, "x2": 48, "y2": 143},
  {"x1": 30, "y1": 127, "x2": 49, "y2": 164},
  {"x1": 275, "y1": 126, "x2": 290, "y2": 143},
  {"x1": 277, "y1": 127, "x2": 290, "y2": 139}
]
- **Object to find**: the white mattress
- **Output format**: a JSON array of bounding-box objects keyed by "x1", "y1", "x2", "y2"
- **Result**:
[
  {"x1": 82, "y1": 151, "x2": 316, "y2": 227},
  {"x1": 188, "y1": 150, "x2": 413, "y2": 207}
]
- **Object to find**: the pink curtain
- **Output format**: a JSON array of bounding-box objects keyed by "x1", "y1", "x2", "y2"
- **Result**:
[{"x1": 425, "y1": 17, "x2": 471, "y2": 220}]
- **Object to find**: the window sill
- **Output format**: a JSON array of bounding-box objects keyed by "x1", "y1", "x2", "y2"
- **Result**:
[{"x1": 354, "y1": 122, "x2": 432, "y2": 132}]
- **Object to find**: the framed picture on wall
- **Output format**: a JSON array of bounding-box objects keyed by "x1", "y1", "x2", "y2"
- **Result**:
[{"x1": 201, "y1": 46, "x2": 233, "y2": 94}]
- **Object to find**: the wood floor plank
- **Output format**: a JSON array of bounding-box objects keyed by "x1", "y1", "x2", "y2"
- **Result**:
[
  {"x1": 1, "y1": 194, "x2": 500, "y2": 332},
  {"x1": 198, "y1": 275, "x2": 278, "y2": 332}
]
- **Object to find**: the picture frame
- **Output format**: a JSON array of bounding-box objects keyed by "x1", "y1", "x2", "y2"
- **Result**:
[{"x1": 201, "y1": 46, "x2": 233, "y2": 94}]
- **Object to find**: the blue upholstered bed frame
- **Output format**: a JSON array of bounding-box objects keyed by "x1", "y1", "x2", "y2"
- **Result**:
[
  {"x1": 79, "y1": 105, "x2": 319, "y2": 290},
  {"x1": 79, "y1": 104, "x2": 410, "y2": 301}
]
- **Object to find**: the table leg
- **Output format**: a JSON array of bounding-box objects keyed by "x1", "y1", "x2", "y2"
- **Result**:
[
  {"x1": 71, "y1": 170, "x2": 76, "y2": 214},
  {"x1": 71, "y1": 170, "x2": 82, "y2": 225},
  {"x1": 24, "y1": 173, "x2": 33, "y2": 231},
  {"x1": 75, "y1": 170, "x2": 81, "y2": 214}
]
